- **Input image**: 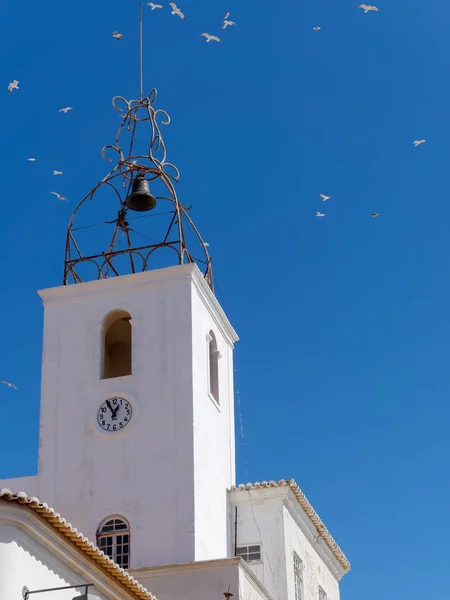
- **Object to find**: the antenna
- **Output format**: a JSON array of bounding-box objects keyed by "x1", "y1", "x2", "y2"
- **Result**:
[{"x1": 139, "y1": 1, "x2": 144, "y2": 99}]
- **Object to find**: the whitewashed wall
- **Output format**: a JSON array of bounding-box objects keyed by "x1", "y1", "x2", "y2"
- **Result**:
[
  {"x1": 131, "y1": 557, "x2": 274, "y2": 600},
  {"x1": 229, "y1": 487, "x2": 344, "y2": 600},
  {"x1": 0, "y1": 503, "x2": 137, "y2": 600},
  {"x1": 0, "y1": 264, "x2": 237, "y2": 569}
]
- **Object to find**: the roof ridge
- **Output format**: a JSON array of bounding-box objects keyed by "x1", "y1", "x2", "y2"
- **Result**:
[
  {"x1": 229, "y1": 479, "x2": 351, "y2": 572},
  {"x1": 0, "y1": 489, "x2": 157, "y2": 600}
]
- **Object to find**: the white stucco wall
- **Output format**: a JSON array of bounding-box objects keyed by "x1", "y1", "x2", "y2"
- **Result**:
[
  {"x1": 229, "y1": 488, "x2": 345, "y2": 600},
  {"x1": 130, "y1": 558, "x2": 274, "y2": 600},
  {"x1": 0, "y1": 503, "x2": 139, "y2": 600},
  {"x1": 0, "y1": 264, "x2": 237, "y2": 570}
]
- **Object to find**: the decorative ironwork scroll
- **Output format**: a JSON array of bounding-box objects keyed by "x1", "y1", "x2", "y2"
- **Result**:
[{"x1": 64, "y1": 89, "x2": 213, "y2": 290}]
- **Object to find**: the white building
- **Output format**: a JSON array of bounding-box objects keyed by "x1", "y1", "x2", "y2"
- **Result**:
[{"x1": 0, "y1": 89, "x2": 350, "y2": 600}]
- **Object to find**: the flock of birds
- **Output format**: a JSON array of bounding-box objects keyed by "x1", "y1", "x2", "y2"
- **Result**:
[
  {"x1": 312, "y1": 3, "x2": 426, "y2": 219},
  {"x1": 114, "y1": 3, "x2": 235, "y2": 44}
]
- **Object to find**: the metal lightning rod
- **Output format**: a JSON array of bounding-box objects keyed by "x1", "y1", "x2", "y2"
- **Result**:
[{"x1": 139, "y1": 1, "x2": 144, "y2": 99}]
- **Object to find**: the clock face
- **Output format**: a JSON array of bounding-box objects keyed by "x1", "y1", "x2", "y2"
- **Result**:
[{"x1": 97, "y1": 397, "x2": 133, "y2": 433}]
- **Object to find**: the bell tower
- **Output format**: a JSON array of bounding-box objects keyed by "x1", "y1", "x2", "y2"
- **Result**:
[{"x1": 0, "y1": 88, "x2": 238, "y2": 569}]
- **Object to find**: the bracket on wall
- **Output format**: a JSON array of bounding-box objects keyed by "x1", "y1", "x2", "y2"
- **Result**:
[{"x1": 22, "y1": 583, "x2": 94, "y2": 600}]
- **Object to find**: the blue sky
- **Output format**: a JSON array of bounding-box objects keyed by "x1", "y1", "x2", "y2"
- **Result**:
[{"x1": 1, "y1": 0, "x2": 450, "y2": 599}]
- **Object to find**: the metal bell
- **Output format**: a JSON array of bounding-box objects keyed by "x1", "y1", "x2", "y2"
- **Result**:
[{"x1": 125, "y1": 173, "x2": 156, "y2": 212}]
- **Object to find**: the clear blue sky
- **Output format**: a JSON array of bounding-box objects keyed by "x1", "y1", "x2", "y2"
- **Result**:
[{"x1": 1, "y1": 0, "x2": 449, "y2": 599}]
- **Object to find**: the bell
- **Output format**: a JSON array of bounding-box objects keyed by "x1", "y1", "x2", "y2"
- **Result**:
[{"x1": 125, "y1": 173, "x2": 156, "y2": 212}]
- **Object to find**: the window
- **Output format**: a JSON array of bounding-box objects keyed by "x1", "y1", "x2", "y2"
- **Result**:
[
  {"x1": 318, "y1": 587, "x2": 327, "y2": 600},
  {"x1": 293, "y1": 552, "x2": 304, "y2": 600},
  {"x1": 102, "y1": 310, "x2": 132, "y2": 379},
  {"x1": 236, "y1": 544, "x2": 261, "y2": 562},
  {"x1": 96, "y1": 516, "x2": 130, "y2": 568},
  {"x1": 208, "y1": 330, "x2": 220, "y2": 402}
]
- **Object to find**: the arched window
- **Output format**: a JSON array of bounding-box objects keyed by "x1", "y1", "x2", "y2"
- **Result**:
[
  {"x1": 96, "y1": 516, "x2": 130, "y2": 568},
  {"x1": 208, "y1": 330, "x2": 220, "y2": 403},
  {"x1": 102, "y1": 310, "x2": 132, "y2": 379}
]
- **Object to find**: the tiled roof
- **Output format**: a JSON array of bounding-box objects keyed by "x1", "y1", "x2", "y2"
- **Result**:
[
  {"x1": 229, "y1": 479, "x2": 351, "y2": 573},
  {"x1": 0, "y1": 489, "x2": 157, "y2": 600}
]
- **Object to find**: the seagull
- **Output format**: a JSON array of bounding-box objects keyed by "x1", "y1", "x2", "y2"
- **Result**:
[
  {"x1": 148, "y1": 2, "x2": 163, "y2": 8},
  {"x1": 371, "y1": 213, "x2": 380, "y2": 217},
  {"x1": 1, "y1": 380, "x2": 17, "y2": 390},
  {"x1": 413, "y1": 139, "x2": 426, "y2": 147},
  {"x1": 222, "y1": 20, "x2": 236, "y2": 30},
  {"x1": 27, "y1": 158, "x2": 36, "y2": 162},
  {"x1": 169, "y1": 3, "x2": 185, "y2": 19},
  {"x1": 313, "y1": 27, "x2": 321, "y2": 31},
  {"x1": 51, "y1": 191, "x2": 67, "y2": 201},
  {"x1": 53, "y1": 170, "x2": 63, "y2": 175},
  {"x1": 112, "y1": 31, "x2": 123, "y2": 40},
  {"x1": 8, "y1": 80, "x2": 19, "y2": 93},
  {"x1": 201, "y1": 33, "x2": 222, "y2": 43},
  {"x1": 316, "y1": 212, "x2": 325, "y2": 217},
  {"x1": 357, "y1": 4, "x2": 381, "y2": 12},
  {"x1": 319, "y1": 193, "x2": 330, "y2": 201},
  {"x1": 59, "y1": 107, "x2": 73, "y2": 113}
]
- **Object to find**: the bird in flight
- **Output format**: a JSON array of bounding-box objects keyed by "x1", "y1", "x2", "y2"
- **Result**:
[
  {"x1": 316, "y1": 212, "x2": 325, "y2": 217},
  {"x1": 319, "y1": 193, "x2": 330, "y2": 201},
  {"x1": 222, "y1": 19, "x2": 236, "y2": 30},
  {"x1": 169, "y1": 3, "x2": 185, "y2": 19},
  {"x1": 53, "y1": 170, "x2": 63, "y2": 175},
  {"x1": 371, "y1": 213, "x2": 380, "y2": 217},
  {"x1": 27, "y1": 158, "x2": 36, "y2": 162},
  {"x1": 59, "y1": 107, "x2": 73, "y2": 113},
  {"x1": 112, "y1": 31, "x2": 123, "y2": 40},
  {"x1": 1, "y1": 380, "x2": 18, "y2": 390},
  {"x1": 8, "y1": 80, "x2": 19, "y2": 93},
  {"x1": 357, "y1": 4, "x2": 381, "y2": 12},
  {"x1": 148, "y1": 2, "x2": 163, "y2": 8},
  {"x1": 51, "y1": 191, "x2": 67, "y2": 201},
  {"x1": 313, "y1": 26, "x2": 321, "y2": 31},
  {"x1": 201, "y1": 33, "x2": 222, "y2": 43},
  {"x1": 413, "y1": 139, "x2": 426, "y2": 147}
]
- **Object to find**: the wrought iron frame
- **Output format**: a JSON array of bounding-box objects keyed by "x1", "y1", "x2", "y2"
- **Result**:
[{"x1": 64, "y1": 89, "x2": 213, "y2": 290}]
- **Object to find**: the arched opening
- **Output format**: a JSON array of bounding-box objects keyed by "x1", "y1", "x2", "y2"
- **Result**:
[
  {"x1": 102, "y1": 310, "x2": 132, "y2": 379},
  {"x1": 208, "y1": 330, "x2": 220, "y2": 403},
  {"x1": 96, "y1": 516, "x2": 130, "y2": 568}
]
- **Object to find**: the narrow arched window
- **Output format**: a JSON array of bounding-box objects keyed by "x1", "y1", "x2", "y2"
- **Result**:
[
  {"x1": 208, "y1": 330, "x2": 220, "y2": 403},
  {"x1": 102, "y1": 310, "x2": 132, "y2": 379},
  {"x1": 97, "y1": 516, "x2": 130, "y2": 568}
]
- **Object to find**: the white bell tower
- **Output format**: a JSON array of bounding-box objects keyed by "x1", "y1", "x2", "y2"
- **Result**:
[
  {"x1": 35, "y1": 263, "x2": 238, "y2": 568},
  {"x1": 0, "y1": 88, "x2": 239, "y2": 570}
]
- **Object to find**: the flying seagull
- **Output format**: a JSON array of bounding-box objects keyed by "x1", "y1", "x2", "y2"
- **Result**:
[
  {"x1": 112, "y1": 31, "x2": 123, "y2": 40},
  {"x1": 1, "y1": 380, "x2": 18, "y2": 390},
  {"x1": 313, "y1": 27, "x2": 321, "y2": 31},
  {"x1": 319, "y1": 193, "x2": 330, "y2": 201},
  {"x1": 8, "y1": 80, "x2": 19, "y2": 93},
  {"x1": 413, "y1": 139, "x2": 426, "y2": 147},
  {"x1": 148, "y1": 2, "x2": 163, "y2": 8},
  {"x1": 27, "y1": 158, "x2": 36, "y2": 162},
  {"x1": 222, "y1": 20, "x2": 236, "y2": 30},
  {"x1": 51, "y1": 191, "x2": 67, "y2": 201},
  {"x1": 357, "y1": 4, "x2": 381, "y2": 12},
  {"x1": 53, "y1": 170, "x2": 63, "y2": 175},
  {"x1": 59, "y1": 107, "x2": 73, "y2": 113},
  {"x1": 169, "y1": 3, "x2": 185, "y2": 19},
  {"x1": 316, "y1": 212, "x2": 325, "y2": 217},
  {"x1": 201, "y1": 33, "x2": 222, "y2": 42},
  {"x1": 371, "y1": 213, "x2": 380, "y2": 217}
]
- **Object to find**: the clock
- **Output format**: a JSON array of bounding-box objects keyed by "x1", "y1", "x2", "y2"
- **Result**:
[{"x1": 97, "y1": 397, "x2": 133, "y2": 433}]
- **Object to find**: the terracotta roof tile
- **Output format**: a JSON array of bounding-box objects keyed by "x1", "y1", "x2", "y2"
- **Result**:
[
  {"x1": 230, "y1": 479, "x2": 350, "y2": 573},
  {"x1": 0, "y1": 489, "x2": 157, "y2": 600}
]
